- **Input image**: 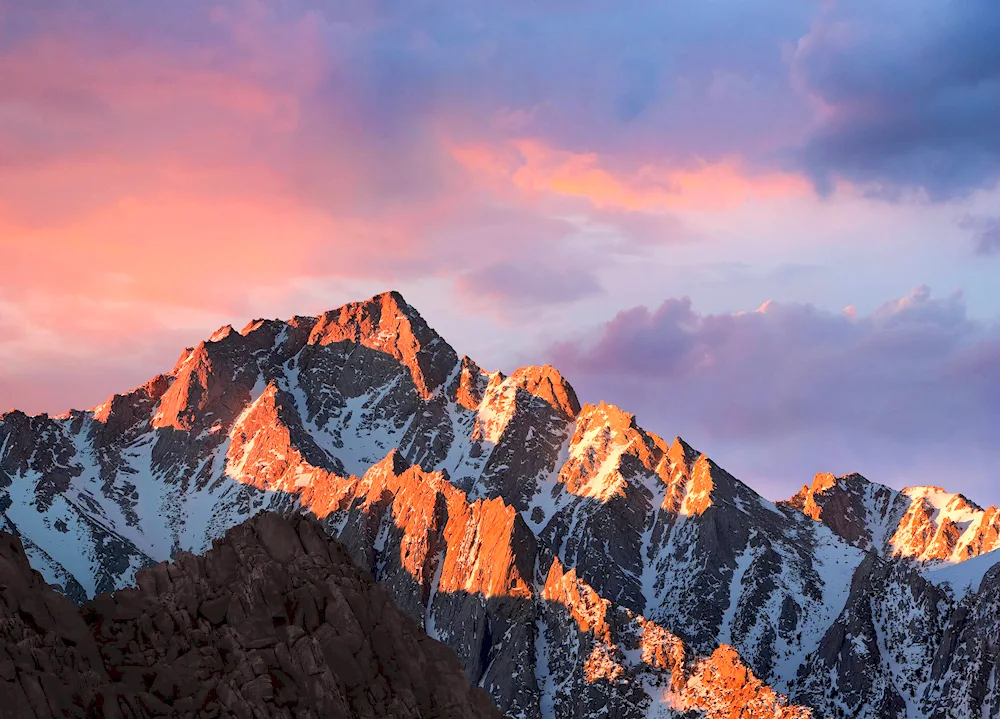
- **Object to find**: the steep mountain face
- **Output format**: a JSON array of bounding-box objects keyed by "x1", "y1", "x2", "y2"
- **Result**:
[
  {"x1": 536, "y1": 557, "x2": 813, "y2": 719},
  {"x1": 786, "y1": 472, "x2": 1000, "y2": 565},
  {"x1": 2, "y1": 290, "x2": 999, "y2": 718},
  {"x1": 0, "y1": 511, "x2": 501, "y2": 718},
  {"x1": 778, "y1": 471, "x2": 1000, "y2": 717},
  {"x1": 792, "y1": 548, "x2": 1000, "y2": 719},
  {"x1": 929, "y1": 562, "x2": 1000, "y2": 718}
]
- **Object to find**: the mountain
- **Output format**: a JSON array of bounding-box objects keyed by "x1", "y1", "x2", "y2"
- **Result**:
[
  {"x1": 786, "y1": 472, "x2": 1000, "y2": 564},
  {"x1": 0, "y1": 511, "x2": 502, "y2": 718},
  {"x1": 1, "y1": 290, "x2": 998, "y2": 718}
]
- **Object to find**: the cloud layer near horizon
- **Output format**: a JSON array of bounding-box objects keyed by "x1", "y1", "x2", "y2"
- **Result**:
[{"x1": 551, "y1": 287, "x2": 1000, "y2": 501}]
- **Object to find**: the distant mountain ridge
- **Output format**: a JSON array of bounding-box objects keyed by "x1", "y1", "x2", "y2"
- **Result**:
[
  {"x1": 787, "y1": 472, "x2": 1000, "y2": 565},
  {"x1": 2, "y1": 290, "x2": 999, "y2": 718}
]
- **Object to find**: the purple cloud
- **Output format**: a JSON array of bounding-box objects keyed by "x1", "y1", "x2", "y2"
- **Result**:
[
  {"x1": 456, "y1": 261, "x2": 602, "y2": 309},
  {"x1": 550, "y1": 287, "x2": 1000, "y2": 500},
  {"x1": 792, "y1": 0, "x2": 1000, "y2": 197},
  {"x1": 961, "y1": 216, "x2": 1000, "y2": 256}
]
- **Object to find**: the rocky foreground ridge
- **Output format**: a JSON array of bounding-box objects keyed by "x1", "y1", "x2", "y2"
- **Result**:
[
  {"x1": 0, "y1": 512, "x2": 501, "y2": 718},
  {"x1": 2, "y1": 290, "x2": 999, "y2": 718}
]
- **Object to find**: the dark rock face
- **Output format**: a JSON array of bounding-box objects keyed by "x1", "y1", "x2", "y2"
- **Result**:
[
  {"x1": 786, "y1": 472, "x2": 910, "y2": 551},
  {"x1": 0, "y1": 532, "x2": 106, "y2": 717},
  {"x1": 3, "y1": 290, "x2": 1000, "y2": 718},
  {"x1": 793, "y1": 553, "x2": 942, "y2": 718},
  {"x1": 0, "y1": 512, "x2": 502, "y2": 719},
  {"x1": 789, "y1": 548, "x2": 1000, "y2": 719},
  {"x1": 929, "y1": 564, "x2": 1000, "y2": 718}
]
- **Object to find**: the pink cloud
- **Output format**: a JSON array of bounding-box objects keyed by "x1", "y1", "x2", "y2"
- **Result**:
[
  {"x1": 1, "y1": 9, "x2": 733, "y2": 373},
  {"x1": 0, "y1": 1, "x2": 881, "y2": 420},
  {"x1": 452, "y1": 138, "x2": 810, "y2": 213}
]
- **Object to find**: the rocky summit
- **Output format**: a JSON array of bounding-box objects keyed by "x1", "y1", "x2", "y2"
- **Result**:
[{"x1": 2, "y1": 290, "x2": 999, "y2": 718}]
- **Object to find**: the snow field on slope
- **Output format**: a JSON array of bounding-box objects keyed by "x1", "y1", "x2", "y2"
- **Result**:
[{"x1": 923, "y1": 547, "x2": 1000, "y2": 600}]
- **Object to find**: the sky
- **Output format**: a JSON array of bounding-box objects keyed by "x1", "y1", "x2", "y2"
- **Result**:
[{"x1": 1, "y1": 0, "x2": 998, "y2": 502}]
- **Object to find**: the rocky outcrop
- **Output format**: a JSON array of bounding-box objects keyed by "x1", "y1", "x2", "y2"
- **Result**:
[
  {"x1": 0, "y1": 531, "x2": 106, "y2": 717},
  {"x1": 888, "y1": 487, "x2": 1000, "y2": 564},
  {"x1": 786, "y1": 472, "x2": 910, "y2": 551},
  {"x1": 536, "y1": 557, "x2": 815, "y2": 719},
  {"x1": 929, "y1": 562, "x2": 1000, "y2": 718},
  {"x1": 793, "y1": 553, "x2": 947, "y2": 718},
  {"x1": 306, "y1": 290, "x2": 458, "y2": 399},
  {"x1": 0, "y1": 512, "x2": 502, "y2": 719},
  {"x1": 786, "y1": 474, "x2": 1000, "y2": 565}
]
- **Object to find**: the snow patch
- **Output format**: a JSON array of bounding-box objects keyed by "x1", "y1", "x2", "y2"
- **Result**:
[{"x1": 924, "y1": 547, "x2": 1000, "y2": 600}]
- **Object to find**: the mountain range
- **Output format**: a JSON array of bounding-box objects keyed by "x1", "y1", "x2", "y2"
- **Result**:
[{"x1": 2, "y1": 290, "x2": 998, "y2": 718}]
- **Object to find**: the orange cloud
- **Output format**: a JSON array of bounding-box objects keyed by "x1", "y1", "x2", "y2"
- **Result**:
[
  {"x1": 452, "y1": 138, "x2": 810, "y2": 212},
  {"x1": 0, "y1": 4, "x2": 818, "y2": 415}
]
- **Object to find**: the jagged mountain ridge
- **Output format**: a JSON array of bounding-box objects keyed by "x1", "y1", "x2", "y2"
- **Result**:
[
  {"x1": 1, "y1": 290, "x2": 998, "y2": 718},
  {"x1": 786, "y1": 472, "x2": 1000, "y2": 566}
]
